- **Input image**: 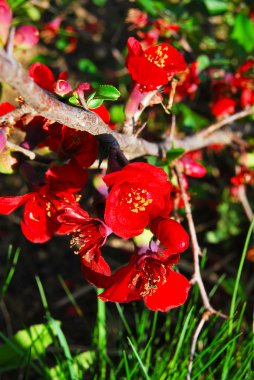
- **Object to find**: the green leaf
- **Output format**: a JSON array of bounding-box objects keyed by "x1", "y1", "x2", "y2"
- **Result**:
[
  {"x1": 7, "y1": 0, "x2": 28, "y2": 9},
  {"x1": 231, "y1": 13, "x2": 254, "y2": 53},
  {"x1": 78, "y1": 58, "x2": 98, "y2": 74},
  {"x1": 95, "y1": 85, "x2": 120, "y2": 101},
  {"x1": 166, "y1": 147, "x2": 185, "y2": 163},
  {"x1": 0, "y1": 322, "x2": 58, "y2": 371},
  {"x1": 109, "y1": 104, "x2": 125, "y2": 123},
  {"x1": 203, "y1": 0, "x2": 228, "y2": 15},
  {"x1": 56, "y1": 37, "x2": 69, "y2": 51},
  {"x1": 91, "y1": 0, "x2": 107, "y2": 5},
  {"x1": 197, "y1": 55, "x2": 210, "y2": 71},
  {"x1": 68, "y1": 96, "x2": 80, "y2": 107},
  {"x1": 48, "y1": 351, "x2": 95, "y2": 379},
  {"x1": 173, "y1": 103, "x2": 209, "y2": 131},
  {"x1": 137, "y1": 0, "x2": 157, "y2": 15},
  {"x1": 87, "y1": 98, "x2": 104, "y2": 109}
]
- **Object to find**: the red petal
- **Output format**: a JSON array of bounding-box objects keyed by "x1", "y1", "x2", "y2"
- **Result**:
[
  {"x1": 21, "y1": 196, "x2": 57, "y2": 243},
  {"x1": 150, "y1": 217, "x2": 189, "y2": 254},
  {"x1": 0, "y1": 193, "x2": 31, "y2": 215},
  {"x1": 93, "y1": 105, "x2": 110, "y2": 124},
  {"x1": 144, "y1": 43, "x2": 186, "y2": 76},
  {"x1": 99, "y1": 260, "x2": 141, "y2": 303},
  {"x1": 45, "y1": 161, "x2": 88, "y2": 192},
  {"x1": 0, "y1": 102, "x2": 15, "y2": 116},
  {"x1": 127, "y1": 56, "x2": 168, "y2": 89},
  {"x1": 29, "y1": 62, "x2": 55, "y2": 93},
  {"x1": 127, "y1": 37, "x2": 143, "y2": 56},
  {"x1": 103, "y1": 162, "x2": 169, "y2": 187},
  {"x1": 144, "y1": 269, "x2": 190, "y2": 312}
]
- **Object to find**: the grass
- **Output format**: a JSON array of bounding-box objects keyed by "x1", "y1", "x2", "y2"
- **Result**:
[{"x1": 0, "y1": 218, "x2": 253, "y2": 380}]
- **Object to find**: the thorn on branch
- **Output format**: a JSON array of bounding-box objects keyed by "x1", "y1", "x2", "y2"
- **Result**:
[{"x1": 5, "y1": 27, "x2": 15, "y2": 57}]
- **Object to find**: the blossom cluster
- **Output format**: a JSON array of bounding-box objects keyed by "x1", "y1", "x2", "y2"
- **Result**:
[
  {"x1": 0, "y1": 21, "x2": 213, "y2": 311},
  {"x1": 0, "y1": 0, "x2": 39, "y2": 49}
]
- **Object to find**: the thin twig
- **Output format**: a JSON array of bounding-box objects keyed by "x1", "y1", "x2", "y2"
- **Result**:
[
  {"x1": 201, "y1": 107, "x2": 254, "y2": 137},
  {"x1": 186, "y1": 311, "x2": 211, "y2": 380},
  {"x1": 167, "y1": 78, "x2": 178, "y2": 110},
  {"x1": 123, "y1": 89, "x2": 158, "y2": 135},
  {"x1": 6, "y1": 141, "x2": 36, "y2": 160},
  {"x1": 174, "y1": 163, "x2": 227, "y2": 318},
  {"x1": 238, "y1": 185, "x2": 254, "y2": 222},
  {"x1": 5, "y1": 27, "x2": 15, "y2": 57}
]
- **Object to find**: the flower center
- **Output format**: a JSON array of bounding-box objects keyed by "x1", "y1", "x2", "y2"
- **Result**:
[
  {"x1": 130, "y1": 257, "x2": 167, "y2": 297},
  {"x1": 121, "y1": 186, "x2": 153, "y2": 213},
  {"x1": 145, "y1": 46, "x2": 169, "y2": 68}
]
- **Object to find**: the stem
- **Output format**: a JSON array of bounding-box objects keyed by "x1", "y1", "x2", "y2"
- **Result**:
[
  {"x1": 238, "y1": 185, "x2": 254, "y2": 222},
  {"x1": 201, "y1": 107, "x2": 254, "y2": 137},
  {"x1": 186, "y1": 311, "x2": 210, "y2": 380},
  {"x1": 175, "y1": 164, "x2": 226, "y2": 317},
  {"x1": 97, "y1": 289, "x2": 107, "y2": 380}
]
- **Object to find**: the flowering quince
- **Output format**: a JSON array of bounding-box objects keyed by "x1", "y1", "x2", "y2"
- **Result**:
[
  {"x1": 29, "y1": 62, "x2": 67, "y2": 93},
  {"x1": 126, "y1": 37, "x2": 186, "y2": 91},
  {"x1": 42, "y1": 16, "x2": 62, "y2": 42},
  {"x1": 0, "y1": 0, "x2": 12, "y2": 45},
  {"x1": 58, "y1": 205, "x2": 111, "y2": 275},
  {"x1": 175, "y1": 61, "x2": 200, "y2": 101},
  {"x1": 231, "y1": 167, "x2": 254, "y2": 186},
  {"x1": 233, "y1": 60, "x2": 254, "y2": 108},
  {"x1": 211, "y1": 97, "x2": 236, "y2": 117},
  {"x1": 103, "y1": 162, "x2": 172, "y2": 239},
  {"x1": 0, "y1": 162, "x2": 87, "y2": 243},
  {"x1": 149, "y1": 217, "x2": 189, "y2": 255},
  {"x1": 126, "y1": 8, "x2": 149, "y2": 29},
  {"x1": 98, "y1": 250, "x2": 190, "y2": 312},
  {"x1": 180, "y1": 156, "x2": 207, "y2": 178},
  {"x1": 14, "y1": 25, "x2": 39, "y2": 49}
]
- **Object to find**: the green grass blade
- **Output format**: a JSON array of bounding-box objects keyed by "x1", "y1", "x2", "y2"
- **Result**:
[
  {"x1": 97, "y1": 289, "x2": 107, "y2": 380},
  {"x1": 116, "y1": 303, "x2": 137, "y2": 345},
  {"x1": 1, "y1": 246, "x2": 20, "y2": 299},
  {"x1": 47, "y1": 317, "x2": 75, "y2": 380},
  {"x1": 57, "y1": 274, "x2": 83, "y2": 317},
  {"x1": 35, "y1": 276, "x2": 51, "y2": 318},
  {"x1": 229, "y1": 216, "x2": 254, "y2": 334},
  {"x1": 168, "y1": 306, "x2": 194, "y2": 370},
  {"x1": 127, "y1": 337, "x2": 150, "y2": 380}
]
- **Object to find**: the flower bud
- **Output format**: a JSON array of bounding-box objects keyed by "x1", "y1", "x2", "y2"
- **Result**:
[
  {"x1": 14, "y1": 25, "x2": 39, "y2": 49},
  {"x1": 54, "y1": 79, "x2": 72, "y2": 97}
]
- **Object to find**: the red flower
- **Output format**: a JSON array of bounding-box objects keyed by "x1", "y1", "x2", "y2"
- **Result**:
[
  {"x1": 0, "y1": 102, "x2": 15, "y2": 116},
  {"x1": 103, "y1": 162, "x2": 172, "y2": 239},
  {"x1": 231, "y1": 167, "x2": 254, "y2": 186},
  {"x1": 126, "y1": 37, "x2": 186, "y2": 91},
  {"x1": 14, "y1": 25, "x2": 39, "y2": 49},
  {"x1": 211, "y1": 97, "x2": 236, "y2": 117},
  {"x1": 99, "y1": 251, "x2": 190, "y2": 312},
  {"x1": 0, "y1": 0, "x2": 12, "y2": 45},
  {"x1": 58, "y1": 205, "x2": 111, "y2": 275},
  {"x1": 150, "y1": 217, "x2": 189, "y2": 255},
  {"x1": 42, "y1": 16, "x2": 62, "y2": 42},
  {"x1": 0, "y1": 162, "x2": 87, "y2": 242},
  {"x1": 126, "y1": 9, "x2": 149, "y2": 29},
  {"x1": 29, "y1": 62, "x2": 56, "y2": 93},
  {"x1": 59, "y1": 127, "x2": 98, "y2": 168},
  {"x1": 180, "y1": 156, "x2": 206, "y2": 178}
]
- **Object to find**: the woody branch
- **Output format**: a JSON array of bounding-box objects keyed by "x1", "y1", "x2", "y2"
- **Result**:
[{"x1": 0, "y1": 47, "x2": 253, "y2": 160}]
